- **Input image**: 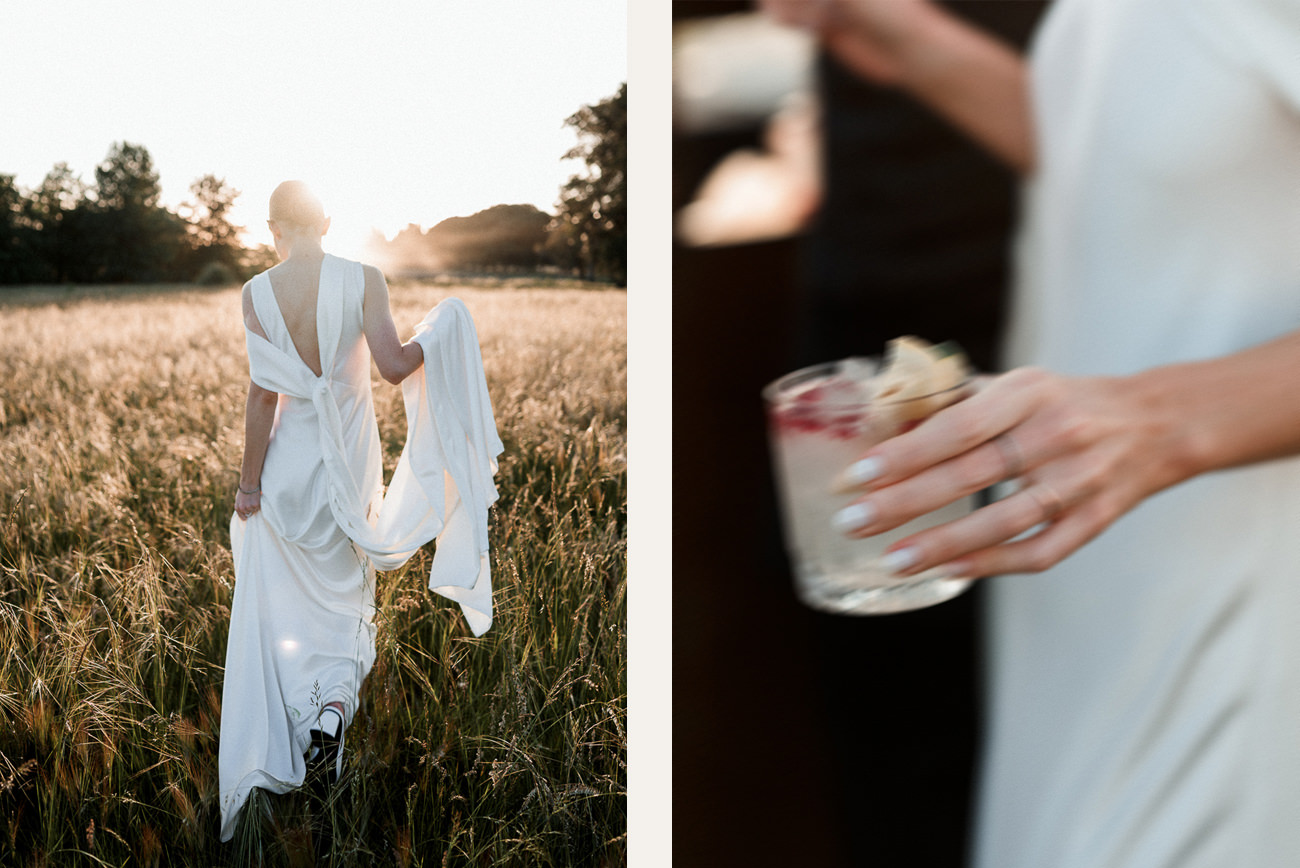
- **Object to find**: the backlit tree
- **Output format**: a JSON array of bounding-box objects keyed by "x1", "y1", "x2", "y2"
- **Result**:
[{"x1": 553, "y1": 83, "x2": 626, "y2": 284}]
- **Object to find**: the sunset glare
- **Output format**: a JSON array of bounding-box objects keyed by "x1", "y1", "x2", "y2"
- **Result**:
[{"x1": 0, "y1": 0, "x2": 626, "y2": 262}]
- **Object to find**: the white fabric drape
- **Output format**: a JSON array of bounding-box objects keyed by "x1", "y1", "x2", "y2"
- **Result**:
[{"x1": 241, "y1": 294, "x2": 502, "y2": 632}]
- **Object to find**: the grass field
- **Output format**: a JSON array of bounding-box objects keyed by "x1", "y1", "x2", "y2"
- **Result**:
[{"x1": 0, "y1": 280, "x2": 627, "y2": 866}]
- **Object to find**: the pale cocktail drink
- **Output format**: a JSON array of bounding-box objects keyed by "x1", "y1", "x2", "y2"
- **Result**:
[{"x1": 764, "y1": 357, "x2": 972, "y2": 614}]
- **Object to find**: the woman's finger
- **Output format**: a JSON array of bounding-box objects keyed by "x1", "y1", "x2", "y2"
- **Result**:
[
  {"x1": 843, "y1": 367, "x2": 1057, "y2": 491},
  {"x1": 837, "y1": 426, "x2": 1053, "y2": 537},
  {"x1": 873, "y1": 482, "x2": 1068, "y2": 576},
  {"x1": 937, "y1": 496, "x2": 1115, "y2": 578}
]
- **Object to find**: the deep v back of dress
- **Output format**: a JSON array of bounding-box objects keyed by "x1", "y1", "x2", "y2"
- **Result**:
[
  {"x1": 265, "y1": 257, "x2": 325, "y2": 377},
  {"x1": 250, "y1": 254, "x2": 365, "y2": 390},
  {"x1": 244, "y1": 254, "x2": 380, "y2": 550}
]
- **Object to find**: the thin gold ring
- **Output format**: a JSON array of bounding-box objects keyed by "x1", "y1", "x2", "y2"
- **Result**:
[{"x1": 994, "y1": 432, "x2": 1027, "y2": 480}]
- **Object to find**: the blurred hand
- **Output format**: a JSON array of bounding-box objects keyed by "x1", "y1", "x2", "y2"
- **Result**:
[
  {"x1": 758, "y1": 0, "x2": 939, "y2": 85},
  {"x1": 675, "y1": 95, "x2": 822, "y2": 247},
  {"x1": 235, "y1": 488, "x2": 262, "y2": 521},
  {"x1": 833, "y1": 367, "x2": 1189, "y2": 578}
]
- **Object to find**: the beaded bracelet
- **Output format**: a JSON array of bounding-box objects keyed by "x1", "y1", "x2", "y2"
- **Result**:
[{"x1": 238, "y1": 484, "x2": 261, "y2": 495}]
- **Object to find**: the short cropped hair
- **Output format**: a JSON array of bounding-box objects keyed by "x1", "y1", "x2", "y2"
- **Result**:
[{"x1": 268, "y1": 181, "x2": 326, "y2": 232}]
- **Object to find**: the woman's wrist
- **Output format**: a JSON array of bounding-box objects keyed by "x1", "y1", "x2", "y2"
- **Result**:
[
  {"x1": 1117, "y1": 365, "x2": 1215, "y2": 490},
  {"x1": 238, "y1": 482, "x2": 261, "y2": 495}
]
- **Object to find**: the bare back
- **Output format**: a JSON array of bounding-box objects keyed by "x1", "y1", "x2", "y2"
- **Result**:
[{"x1": 266, "y1": 256, "x2": 325, "y2": 376}]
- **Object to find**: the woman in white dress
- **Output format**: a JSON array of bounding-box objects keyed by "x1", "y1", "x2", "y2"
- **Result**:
[
  {"x1": 220, "y1": 181, "x2": 426, "y2": 840},
  {"x1": 763, "y1": 1, "x2": 1300, "y2": 865}
]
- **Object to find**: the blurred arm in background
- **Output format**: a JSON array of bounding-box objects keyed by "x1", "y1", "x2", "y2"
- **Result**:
[{"x1": 759, "y1": 0, "x2": 1035, "y2": 173}]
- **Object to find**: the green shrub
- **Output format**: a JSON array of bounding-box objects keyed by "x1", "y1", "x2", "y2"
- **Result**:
[{"x1": 195, "y1": 262, "x2": 240, "y2": 286}]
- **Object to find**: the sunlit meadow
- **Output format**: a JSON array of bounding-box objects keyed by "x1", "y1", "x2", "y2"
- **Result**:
[{"x1": 0, "y1": 280, "x2": 627, "y2": 866}]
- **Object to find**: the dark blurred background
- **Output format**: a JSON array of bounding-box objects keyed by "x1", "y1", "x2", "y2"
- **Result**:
[{"x1": 672, "y1": 3, "x2": 1047, "y2": 865}]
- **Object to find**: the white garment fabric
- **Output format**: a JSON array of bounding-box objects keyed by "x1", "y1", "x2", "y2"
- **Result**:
[
  {"x1": 218, "y1": 255, "x2": 502, "y2": 841},
  {"x1": 976, "y1": 1, "x2": 1300, "y2": 866}
]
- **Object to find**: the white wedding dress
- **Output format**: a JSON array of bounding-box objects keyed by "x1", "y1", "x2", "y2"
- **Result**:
[
  {"x1": 218, "y1": 254, "x2": 502, "y2": 841},
  {"x1": 975, "y1": 0, "x2": 1300, "y2": 866}
]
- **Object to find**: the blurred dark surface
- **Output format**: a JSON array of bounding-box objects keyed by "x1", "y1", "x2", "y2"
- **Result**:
[{"x1": 673, "y1": 3, "x2": 1046, "y2": 866}]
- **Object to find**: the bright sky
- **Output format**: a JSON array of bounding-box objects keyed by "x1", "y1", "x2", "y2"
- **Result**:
[{"x1": 0, "y1": 0, "x2": 626, "y2": 261}]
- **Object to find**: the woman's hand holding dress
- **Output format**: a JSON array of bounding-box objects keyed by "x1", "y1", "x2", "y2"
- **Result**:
[{"x1": 234, "y1": 487, "x2": 261, "y2": 521}]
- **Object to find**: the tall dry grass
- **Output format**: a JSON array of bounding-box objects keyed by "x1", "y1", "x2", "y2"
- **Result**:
[{"x1": 0, "y1": 281, "x2": 626, "y2": 866}]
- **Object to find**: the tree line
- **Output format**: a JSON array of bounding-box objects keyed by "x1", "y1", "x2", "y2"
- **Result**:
[
  {"x1": 368, "y1": 82, "x2": 626, "y2": 285},
  {"x1": 0, "y1": 83, "x2": 626, "y2": 288},
  {"x1": 0, "y1": 143, "x2": 268, "y2": 286}
]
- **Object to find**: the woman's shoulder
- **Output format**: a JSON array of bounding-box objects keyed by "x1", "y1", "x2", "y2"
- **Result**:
[
  {"x1": 345, "y1": 260, "x2": 386, "y2": 292},
  {"x1": 242, "y1": 266, "x2": 274, "y2": 302},
  {"x1": 243, "y1": 263, "x2": 278, "y2": 296},
  {"x1": 240, "y1": 278, "x2": 266, "y2": 334},
  {"x1": 241, "y1": 275, "x2": 259, "y2": 304},
  {"x1": 322, "y1": 253, "x2": 383, "y2": 281}
]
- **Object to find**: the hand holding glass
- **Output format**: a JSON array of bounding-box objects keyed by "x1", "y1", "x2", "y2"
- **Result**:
[{"x1": 764, "y1": 356, "x2": 973, "y2": 614}]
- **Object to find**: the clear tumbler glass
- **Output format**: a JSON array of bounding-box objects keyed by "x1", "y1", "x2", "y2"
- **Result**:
[{"x1": 764, "y1": 358, "x2": 973, "y2": 615}]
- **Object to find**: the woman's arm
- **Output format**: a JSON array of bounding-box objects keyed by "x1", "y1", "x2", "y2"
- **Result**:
[
  {"x1": 361, "y1": 265, "x2": 424, "y2": 385},
  {"x1": 761, "y1": 0, "x2": 1035, "y2": 173},
  {"x1": 236, "y1": 283, "x2": 278, "y2": 520},
  {"x1": 835, "y1": 331, "x2": 1300, "y2": 578},
  {"x1": 235, "y1": 380, "x2": 278, "y2": 519}
]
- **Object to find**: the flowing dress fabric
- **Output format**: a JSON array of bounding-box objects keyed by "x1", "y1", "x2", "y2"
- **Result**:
[
  {"x1": 218, "y1": 256, "x2": 501, "y2": 841},
  {"x1": 975, "y1": 1, "x2": 1300, "y2": 866}
]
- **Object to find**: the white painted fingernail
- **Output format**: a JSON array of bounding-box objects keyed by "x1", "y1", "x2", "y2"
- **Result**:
[
  {"x1": 882, "y1": 547, "x2": 919, "y2": 574},
  {"x1": 832, "y1": 501, "x2": 875, "y2": 535},
  {"x1": 834, "y1": 456, "x2": 884, "y2": 492}
]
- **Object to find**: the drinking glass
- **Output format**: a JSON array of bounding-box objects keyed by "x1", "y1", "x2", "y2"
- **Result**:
[{"x1": 764, "y1": 358, "x2": 973, "y2": 614}]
